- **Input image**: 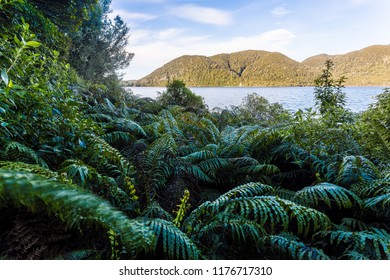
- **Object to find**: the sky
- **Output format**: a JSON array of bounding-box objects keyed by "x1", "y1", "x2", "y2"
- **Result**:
[{"x1": 110, "y1": 0, "x2": 390, "y2": 80}]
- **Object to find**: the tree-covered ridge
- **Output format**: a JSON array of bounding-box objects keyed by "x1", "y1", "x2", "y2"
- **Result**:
[
  {"x1": 1, "y1": 0, "x2": 390, "y2": 260},
  {"x1": 136, "y1": 45, "x2": 390, "y2": 87}
]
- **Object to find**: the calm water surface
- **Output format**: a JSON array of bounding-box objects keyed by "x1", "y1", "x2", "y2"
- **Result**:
[{"x1": 128, "y1": 86, "x2": 386, "y2": 113}]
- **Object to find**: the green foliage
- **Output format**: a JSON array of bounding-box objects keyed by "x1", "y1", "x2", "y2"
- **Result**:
[
  {"x1": 146, "y1": 218, "x2": 202, "y2": 260},
  {"x1": 157, "y1": 80, "x2": 206, "y2": 112},
  {"x1": 0, "y1": 170, "x2": 154, "y2": 257},
  {"x1": 314, "y1": 229, "x2": 390, "y2": 259},
  {"x1": 294, "y1": 182, "x2": 361, "y2": 211},
  {"x1": 314, "y1": 60, "x2": 346, "y2": 115},
  {"x1": 239, "y1": 93, "x2": 290, "y2": 126},
  {"x1": 337, "y1": 156, "x2": 378, "y2": 186},
  {"x1": 357, "y1": 88, "x2": 390, "y2": 160},
  {"x1": 262, "y1": 234, "x2": 330, "y2": 260},
  {"x1": 0, "y1": 0, "x2": 389, "y2": 260}
]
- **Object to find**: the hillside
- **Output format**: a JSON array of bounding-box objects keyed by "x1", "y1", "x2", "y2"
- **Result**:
[
  {"x1": 302, "y1": 45, "x2": 390, "y2": 86},
  {"x1": 136, "y1": 45, "x2": 390, "y2": 87}
]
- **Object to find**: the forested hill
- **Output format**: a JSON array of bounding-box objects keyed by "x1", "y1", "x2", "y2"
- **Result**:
[{"x1": 136, "y1": 45, "x2": 390, "y2": 87}]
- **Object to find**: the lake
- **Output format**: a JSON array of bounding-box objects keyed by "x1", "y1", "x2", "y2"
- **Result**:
[{"x1": 128, "y1": 86, "x2": 387, "y2": 113}]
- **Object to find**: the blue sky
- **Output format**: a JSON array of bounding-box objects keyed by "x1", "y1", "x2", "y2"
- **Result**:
[{"x1": 110, "y1": 0, "x2": 390, "y2": 80}]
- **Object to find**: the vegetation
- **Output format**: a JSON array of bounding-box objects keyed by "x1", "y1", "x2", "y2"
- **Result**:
[
  {"x1": 0, "y1": 0, "x2": 389, "y2": 260},
  {"x1": 136, "y1": 46, "x2": 390, "y2": 87}
]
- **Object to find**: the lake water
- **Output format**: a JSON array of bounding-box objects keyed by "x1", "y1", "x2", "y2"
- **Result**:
[{"x1": 128, "y1": 86, "x2": 386, "y2": 113}]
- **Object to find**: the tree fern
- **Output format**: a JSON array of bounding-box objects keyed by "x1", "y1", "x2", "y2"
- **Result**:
[{"x1": 0, "y1": 170, "x2": 154, "y2": 257}]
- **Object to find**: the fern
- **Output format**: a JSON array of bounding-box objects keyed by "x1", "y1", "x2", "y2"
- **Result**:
[
  {"x1": 141, "y1": 201, "x2": 173, "y2": 221},
  {"x1": 314, "y1": 229, "x2": 390, "y2": 259},
  {"x1": 278, "y1": 198, "x2": 331, "y2": 238},
  {"x1": 214, "y1": 182, "x2": 274, "y2": 202},
  {"x1": 84, "y1": 134, "x2": 133, "y2": 175},
  {"x1": 262, "y1": 235, "x2": 330, "y2": 260},
  {"x1": 59, "y1": 159, "x2": 99, "y2": 187},
  {"x1": 107, "y1": 118, "x2": 146, "y2": 137},
  {"x1": 146, "y1": 218, "x2": 202, "y2": 260},
  {"x1": 337, "y1": 156, "x2": 378, "y2": 186},
  {"x1": 350, "y1": 178, "x2": 390, "y2": 199},
  {"x1": 101, "y1": 131, "x2": 134, "y2": 145},
  {"x1": 196, "y1": 214, "x2": 266, "y2": 243},
  {"x1": 186, "y1": 185, "x2": 330, "y2": 239},
  {"x1": 2, "y1": 141, "x2": 47, "y2": 167},
  {"x1": 340, "y1": 218, "x2": 370, "y2": 231},
  {"x1": 0, "y1": 161, "x2": 70, "y2": 184},
  {"x1": 364, "y1": 194, "x2": 390, "y2": 211},
  {"x1": 0, "y1": 170, "x2": 154, "y2": 257},
  {"x1": 294, "y1": 182, "x2": 361, "y2": 210}
]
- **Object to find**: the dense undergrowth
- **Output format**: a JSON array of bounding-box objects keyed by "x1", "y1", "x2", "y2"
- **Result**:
[{"x1": 0, "y1": 0, "x2": 389, "y2": 260}]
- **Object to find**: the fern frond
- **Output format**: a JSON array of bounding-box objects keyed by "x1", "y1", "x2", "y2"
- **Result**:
[
  {"x1": 350, "y1": 178, "x2": 390, "y2": 199},
  {"x1": 108, "y1": 118, "x2": 146, "y2": 137},
  {"x1": 314, "y1": 230, "x2": 390, "y2": 260},
  {"x1": 216, "y1": 196, "x2": 289, "y2": 234},
  {"x1": 59, "y1": 159, "x2": 99, "y2": 187},
  {"x1": 146, "y1": 218, "x2": 202, "y2": 260},
  {"x1": 3, "y1": 142, "x2": 47, "y2": 167},
  {"x1": 196, "y1": 215, "x2": 266, "y2": 243},
  {"x1": 180, "y1": 150, "x2": 216, "y2": 162},
  {"x1": 337, "y1": 156, "x2": 378, "y2": 186},
  {"x1": 88, "y1": 113, "x2": 113, "y2": 123},
  {"x1": 294, "y1": 182, "x2": 361, "y2": 210},
  {"x1": 262, "y1": 235, "x2": 330, "y2": 260},
  {"x1": 364, "y1": 193, "x2": 390, "y2": 210},
  {"x1": 214, "y1": 182, "x2": 274, "y2": 202},
  {"x1": 278, "y1": 198, "x2": 331, "y2": 238},
  {"x1": 340, "y1": 218, "x2": 370, "y2": 231},
  {"x1": 84, "y1": 134, "x2": 132, "y2": 174},
  {"x1": 341, "y1": 250, "x2": 369, "y2": 260},
  {"x1": 141, "y1": 201, "x2": 173, "y2": 221},
  {"x1": 101, "y1": 132, "x2": 134, "y2": 145},
  {"x1": 0, "y1": 170, "x2": 154, "y2": 257},
  {"x1": 239, "y1": 163, "x2": 280, "y2": 176},
  {"x1": 273, "y1": 187, "x2": 296, "y2": 201},
  {"x1": 0, "y1": 161, "x2": 70, "y2": 184}
]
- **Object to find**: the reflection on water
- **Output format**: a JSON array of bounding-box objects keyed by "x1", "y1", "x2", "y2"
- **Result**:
[{"x1": 128, "y1": 86, "x2": 385, "y2": 113}]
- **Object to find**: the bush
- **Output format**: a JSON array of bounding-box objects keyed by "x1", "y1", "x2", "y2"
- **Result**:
[{"x1": 157, "y1": 80, "x2": 206, "y2": 112}]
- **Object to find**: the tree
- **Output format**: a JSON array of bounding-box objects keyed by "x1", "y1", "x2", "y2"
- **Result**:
[
  {"x1": 67, "y1": 1, "x2": 133, "y2": 83},
  {"x1": 157, "y1": 80, "x2": 206, "y2": 112},
  {"x1": 358, "y1": 88, "x2": 390, "y2": 160},
  {"x1": 314, "y1": 60, "x2": 346, "y2": 115},
  {"x1": 240, "y1": 93, "x2": 289, "y2": 126}
]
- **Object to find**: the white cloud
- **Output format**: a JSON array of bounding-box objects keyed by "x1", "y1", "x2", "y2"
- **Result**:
[
  {"x1": 110, "y1": 10, "x2": 156, "y2": 23},
  {"x1": 125, "y1": 28, "x2": 296, "y2": 79},
  {"x1": 170, "y1": 4, "x2": 233, "y2": 26},
  {"x1": 272, "y1": 6, "x2": 292, "y2": 17}
]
